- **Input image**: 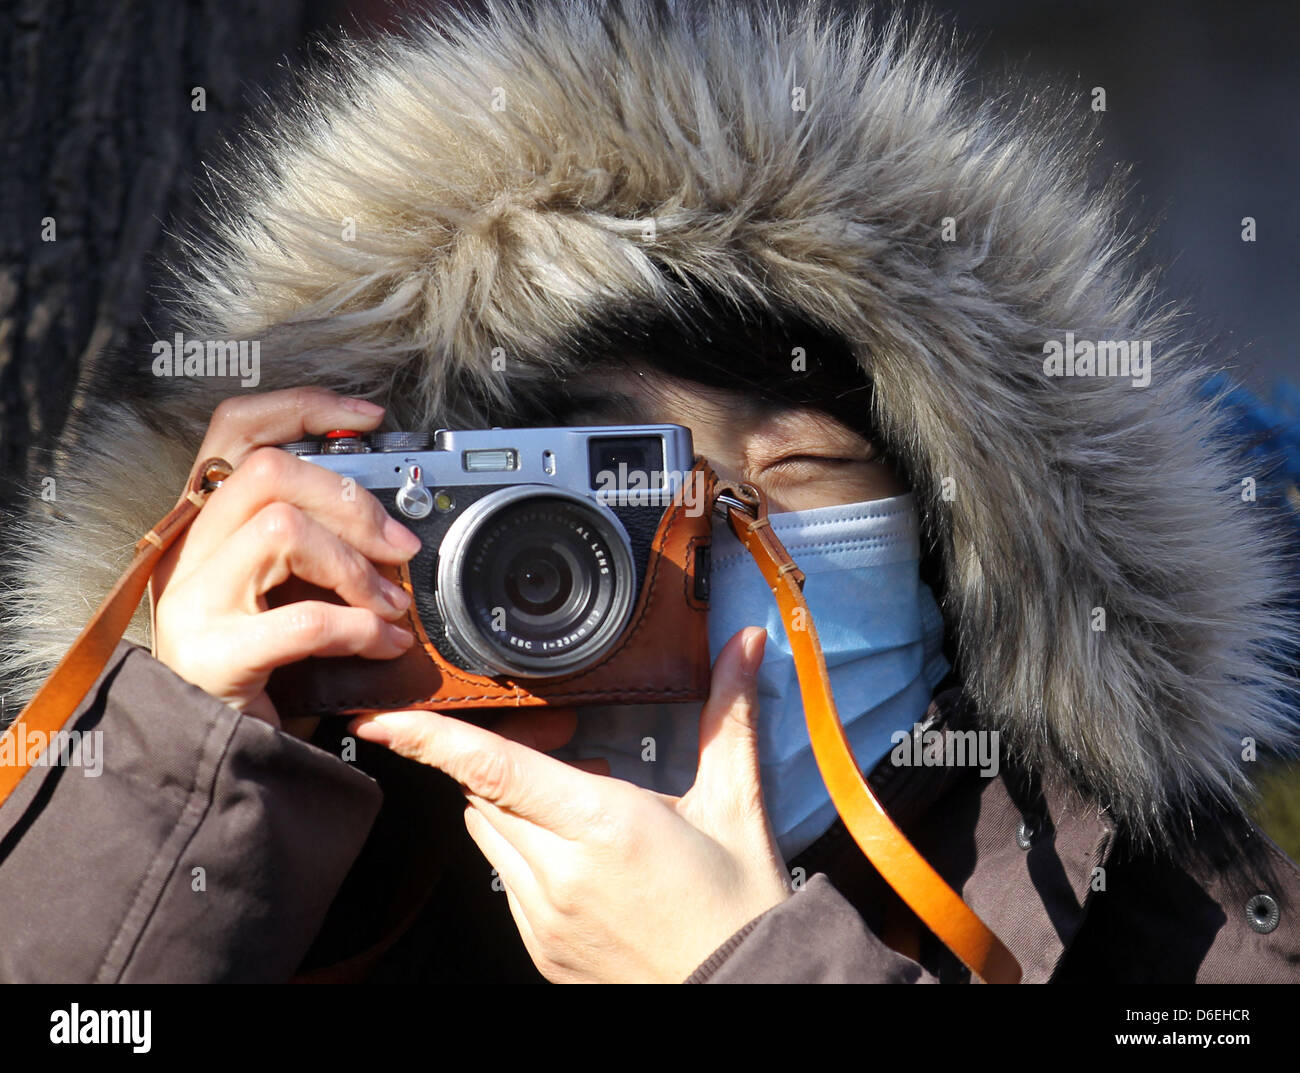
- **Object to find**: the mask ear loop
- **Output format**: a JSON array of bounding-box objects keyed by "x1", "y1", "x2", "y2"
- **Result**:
[{"x1": 713, "y1": 480, "x2": 1022, "y2": 984}]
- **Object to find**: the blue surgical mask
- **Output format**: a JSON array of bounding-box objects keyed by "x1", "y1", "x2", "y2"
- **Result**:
[{"x1": 552, "y1": 493, "x2": 949, "y2": 861}]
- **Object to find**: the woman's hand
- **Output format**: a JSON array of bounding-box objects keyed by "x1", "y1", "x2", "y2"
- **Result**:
[
  {"x1": 350, "y1": 627, "x2": 793, "y2": 983},
  {"x1": 151, "y1": 387, "x2": 423, "y2": 728}
]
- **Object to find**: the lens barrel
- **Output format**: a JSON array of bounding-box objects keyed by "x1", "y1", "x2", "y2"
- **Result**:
[{"x1": 435, "y1": 487, "x2": 637, "y2": 678}]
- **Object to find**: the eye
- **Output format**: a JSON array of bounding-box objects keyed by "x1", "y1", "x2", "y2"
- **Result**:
[
  {"x1": 754, "y1": 455, "x2": 878, "y2": 489},
  {"x1": 766, "y1": 453, "x2": 874, "y2": 469},
  {"x1": 746, "y1": 410, "x2": 878, "y2": 478}
]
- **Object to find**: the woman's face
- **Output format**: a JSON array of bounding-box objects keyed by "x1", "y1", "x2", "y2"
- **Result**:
[{"x1": 561, "y1": 366, "x2": 906, "y2": 512}]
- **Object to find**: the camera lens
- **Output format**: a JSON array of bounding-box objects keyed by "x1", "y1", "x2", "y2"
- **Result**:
[
  {"x1": 504, "y1": 552, "x2": 571, "y2": 617},
  {"x1": 436, "y1": 488, "x2": 636, "y2": 678}
]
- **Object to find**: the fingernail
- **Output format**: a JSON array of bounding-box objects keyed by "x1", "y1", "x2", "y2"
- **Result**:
[
  {"x1": 351, "y1": 712, "x2": 395, "y2": 743},
  {"x1": 381, "y1": 578, "x2": 411, "y2": 612},
  {"x1": 386, "y1": 623, "x2": 414, "y2": 647},
  {"x1": 351, "y1": 711, "x2": 416, "y2": 745},
  {"x1": 741, "y1": 627, "x2": 766, "y2": 677},
  {"x1": 384, "y1": 516, "x2": 423, "y2": 555},
  {"x1": 350, "y1": 719, "x2": 389, "y2": 745},
  {"x1": 341, "y1": 396, "x2": 385, "y2": 416}
]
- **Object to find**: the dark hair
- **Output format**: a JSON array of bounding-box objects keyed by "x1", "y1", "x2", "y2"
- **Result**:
[{"x1": 517, "y1": 288, "x2": 881, "y2": 446}]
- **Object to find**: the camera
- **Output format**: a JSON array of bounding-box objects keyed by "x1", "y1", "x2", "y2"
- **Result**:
[{"x1": 265, "y1": 424, "x2": 718, "y2": 718}]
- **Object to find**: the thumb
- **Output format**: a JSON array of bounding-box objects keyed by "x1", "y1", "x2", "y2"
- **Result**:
[{"x1": 684, "y1": 626, "x2": 769, "y2": 829}]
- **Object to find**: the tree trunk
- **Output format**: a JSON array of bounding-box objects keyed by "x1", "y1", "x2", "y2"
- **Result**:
[{"x1": 0, "y1": 0, "x2": 317, "y2": 506}]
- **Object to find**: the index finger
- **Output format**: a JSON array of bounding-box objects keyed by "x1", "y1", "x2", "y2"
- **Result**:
[
  {"x1": 349, "y1": 710, "x2": 599, "y2": 838},
  {"x1": 196, "y1": 387, "x2": 386, "y2": 471}
]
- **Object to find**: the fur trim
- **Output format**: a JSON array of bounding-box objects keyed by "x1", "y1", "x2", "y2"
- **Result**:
[{"x1": 4, "y1": 0, "x2": 1296, "y2": 846}]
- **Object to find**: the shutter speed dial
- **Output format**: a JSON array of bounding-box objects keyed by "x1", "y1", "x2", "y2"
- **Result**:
[{"x1": 372, "y1": 431, "x2": 431, "y2": 453}]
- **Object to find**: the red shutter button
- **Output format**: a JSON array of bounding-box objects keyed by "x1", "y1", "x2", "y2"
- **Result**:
[{"x1": 321, "y1": 429, "x2": 367, "y2": 455}]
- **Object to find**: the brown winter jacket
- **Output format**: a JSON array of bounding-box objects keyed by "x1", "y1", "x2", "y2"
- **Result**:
[{"x1": 1, "y1": 640, "x2": 1294, "y2": 983}]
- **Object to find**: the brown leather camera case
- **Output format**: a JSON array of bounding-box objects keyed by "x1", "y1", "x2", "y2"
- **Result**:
[{"x1": 266, "y1": 461, "x2": 717, "y2": 718}]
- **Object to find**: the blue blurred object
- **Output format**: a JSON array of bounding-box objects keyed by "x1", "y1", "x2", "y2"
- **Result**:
[
  {"x1": 1203, "y1": 373, "x2": 1300, "y2": 728},
  {"x1": 1202, "y1": 373, "x2": 1300, "y2": 536}
]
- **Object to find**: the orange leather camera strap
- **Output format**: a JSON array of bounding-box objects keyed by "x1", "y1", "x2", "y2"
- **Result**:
[
  {"x1": 0, "y1": 458, "x2": 234, "y2": 806},
  {"x1": 716, "y1": 482, "x2": 1022, "y2": 984}
]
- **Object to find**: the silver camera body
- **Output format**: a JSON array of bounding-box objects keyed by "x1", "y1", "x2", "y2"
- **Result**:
[{"x1": 281, "y1": 424, "x2": 699, "y2": 680}]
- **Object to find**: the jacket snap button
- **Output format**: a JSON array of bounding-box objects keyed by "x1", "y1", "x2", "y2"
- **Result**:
[
  {"x1": 1016, "y1": 820, "x2": 1034, "y2": 850},
  {"x1": 1245, "y1": 893, "x2": 1280, "y2": 934}
]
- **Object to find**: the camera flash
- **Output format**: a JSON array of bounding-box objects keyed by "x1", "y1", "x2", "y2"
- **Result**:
[{"x1": 462, "y1": 448, "x2": 519, "y2": 472}]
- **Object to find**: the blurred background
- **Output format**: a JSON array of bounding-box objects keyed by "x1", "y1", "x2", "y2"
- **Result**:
[{"x1": 2, "y1": 0, "x2": 1298, "y2": 849}]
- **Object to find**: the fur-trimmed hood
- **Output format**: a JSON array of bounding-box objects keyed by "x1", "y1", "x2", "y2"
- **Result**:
[{"x1": 4, "y1": 0, "x2": 1296, "y2": 848}]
